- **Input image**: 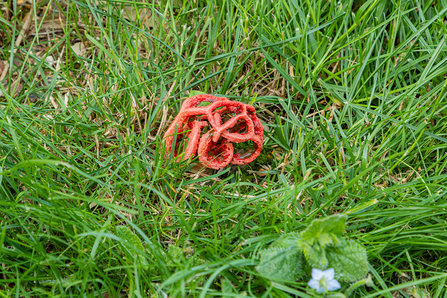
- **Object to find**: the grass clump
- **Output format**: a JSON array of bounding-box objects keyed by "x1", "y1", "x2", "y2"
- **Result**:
[{"x1": 1, "y1": 0, "x2": 447, "y2": 297}]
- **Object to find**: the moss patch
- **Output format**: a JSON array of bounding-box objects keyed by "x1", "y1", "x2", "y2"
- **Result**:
[{"x1": 233, "y1": 141, "x2": 273, "y2": 172}]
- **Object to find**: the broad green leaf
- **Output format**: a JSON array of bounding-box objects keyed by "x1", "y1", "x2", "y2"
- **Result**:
[
  {"x1": 116, "y1": 225, "x2": 149, "y2": 269},
  {"x1": 271, "y1": 232, "x2": 301, "y2": 248},
  {"x1": 257, "y1": 247, "x2": 304, "y2": 282},
  {"x1": 221, "y1": 277, "x2": 248, "y2": 297},
  {"x1": 165, "y1": 245, "x2": 183, "y2": 265},
  {"x1": 300, "y1": 242, "x2": 328, "y2": 269},
  {"x1": 257, "y1": 233, "x2": 304, "y2": 282},
  {"x1": 318, "y1": 233, "x2": 335, "y2": 248},
  {"x1": 301, "y1": 214, "x2": 348, "y2": 247},
  {"x1": 165, "y1": 245, "x2": 206, "y2": 266},
  {"x1": 221, "y1": 277, "x2": 235, "y2": 294},
  {"x1": 325, "y1": 239, "x2": 368, "y2": 282}
]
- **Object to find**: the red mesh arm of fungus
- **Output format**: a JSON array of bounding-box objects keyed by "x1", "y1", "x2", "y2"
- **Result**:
[
  {"x1": 198, "y1": 131, "x2": 234, "y2": 169},
  {"x1": 163, "y1": 95, "x2": 263, "y2": 169}
]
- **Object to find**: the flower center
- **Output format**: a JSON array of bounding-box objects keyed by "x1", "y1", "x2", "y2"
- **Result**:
[{"x1": 319, "y1": 277, "x2": 327, "y2": 290}]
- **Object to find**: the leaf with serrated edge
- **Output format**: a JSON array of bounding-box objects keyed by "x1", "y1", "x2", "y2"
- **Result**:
[
  {"x1": 325, "y1": 239, "x2": 368, "y2": 282},
  {"x1": 301, "y1": 214, "x2": 347, "y2": 246},
  {"x1": 256, "y1": 232, "x2": 304, "y2": 282},
  {"x1": 271, "y1": 232, "x2": 301, "y2": 248},
  {"x1": 257, "y1": 247, "x2": 304, "y2": 282}
]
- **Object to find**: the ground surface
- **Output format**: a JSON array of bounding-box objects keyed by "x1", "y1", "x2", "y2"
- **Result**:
[{"x1": 1, "y1": 0, "x2": 447, "y2": 297}]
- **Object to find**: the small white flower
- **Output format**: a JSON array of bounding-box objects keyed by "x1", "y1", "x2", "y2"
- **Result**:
[{"x1": 308, "y1": 268, "x2": 341, "y2": 294}]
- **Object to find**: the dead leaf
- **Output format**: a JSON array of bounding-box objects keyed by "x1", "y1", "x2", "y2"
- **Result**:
[
  {"x1": 273, "y1": 148, "x2": 284, "y2": 160},
  {"x1": 261, "y1": 121, "x2": 270, "y2": 132},
  {"x1": 122, "y1": 2, "x2": 150, "y2": 23},
  {"x1": 29, "y1": 18, "x2": 65, "y2": 36},
  {"x1": 45, "y1": 56, "x2": 55, "y2": 66},
  {"x1": 64, "y1": 92, "x2": 70, "y2": 106},
  {"x1": 0, "y1": 6, "x2": 33, "y2": 80},
  {"x1": 29, "y1": 16, "x2": 86, "y2": 36},
  {"x1": 0, "y1": 80, "x2": 23, "y2": 97},
  {"x1": 28, "y1": 93, "x2": 38, "y2": 103},
  {"x1": 403, "y1": 286, "x2": 430, "y2": 298},
  {"x1": 249, "y1": 165, "x2": 271, "y2": 177},
  {"x1": 98, "y1": 1, "x2": 155, "y2": 28},
  {"x1": 71, "y1": 42, "x2": 86, "y2": 57}
]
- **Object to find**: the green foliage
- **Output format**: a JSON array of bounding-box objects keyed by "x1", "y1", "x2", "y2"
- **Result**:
[
  {"x1": 1, "y1": 0, "x2": 447, "y2": 296},
  {"x1": 299, "y1": 214, "x2": 347, "y2": 267},
  {"x1": 233, "y1": 141, "x2": 273, "y2": 172},
  {"x1": 326, "y1": 239, "x2": 369, "y2": 282},
  {"x1": 301, "y1": 214, "x2": 347, "y2": 245},
  {"x1": 257, "y1": 214, "x2": 368, "y2": 283},
  {"x1": 257, "y1": 232, "x2": 304, "y2": 282},
  {"x1": 116, "y1": 225, "x2": 149, "y2": 270},
  {"x1": 165, "y1": 244, "x2": 206, "y2": 267},
  {"x1": 254, "y1": 148, "x2": 273, "y2": 166}
]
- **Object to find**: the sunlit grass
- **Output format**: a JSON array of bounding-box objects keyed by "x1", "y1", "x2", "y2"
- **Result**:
[{"x1": 1, "y1": 0, "x2": 447, "y2": 297}]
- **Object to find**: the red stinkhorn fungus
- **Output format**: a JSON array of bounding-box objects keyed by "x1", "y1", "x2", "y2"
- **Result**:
[{"x1": 163, "y1": 94, "x2": 264, "y2": 169}]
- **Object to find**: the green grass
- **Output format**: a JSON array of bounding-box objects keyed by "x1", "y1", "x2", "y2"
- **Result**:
[{"x1": 1, "y1": 0, "x2": 447, "y2": 296}]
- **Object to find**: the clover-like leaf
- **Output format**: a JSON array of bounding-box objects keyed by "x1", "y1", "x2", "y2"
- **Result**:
[
  {"x1": 325, "y1": 239, "x2": 368, "y2": 282},
  {"x1": 116, "y1": 225, "x2": 149, "y2": 269},
  {"x1": 256, "y1": 233, "x2": 304, "y2": 282}
]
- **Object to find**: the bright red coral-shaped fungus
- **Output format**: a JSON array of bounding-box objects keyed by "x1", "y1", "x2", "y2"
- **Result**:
[{"x1": 163, "y1": 94, "x2": 264, "y2": 169}]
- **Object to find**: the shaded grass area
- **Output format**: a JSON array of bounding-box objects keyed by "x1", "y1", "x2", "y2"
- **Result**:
[{"x1": 1, "y1": 0, "x2": 447, "y2": 296}]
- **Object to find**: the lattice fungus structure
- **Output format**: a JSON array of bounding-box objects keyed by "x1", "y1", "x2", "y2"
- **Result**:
[{"x1": 163, "y1": 94, "x2": 264, "y2": 169}]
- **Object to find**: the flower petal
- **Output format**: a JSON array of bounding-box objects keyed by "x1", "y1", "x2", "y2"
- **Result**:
[
  {"x1": 323, "y1": 268, "x2": 335, "y2": 280},
  {"x1": 316, "y1": 285, "x2": 326, "y2": 294},
  {"x1": 327, "y1": 279, "x2": 341, "y2": 291},
  {"x1": 307, "y1": 278, "x2": 320, "y2": 290},
  {"x1": 312, "y1": 268, "x2": 325, "y2": 280},
  {"x1": 308, "y1": 278, "x2": 320, "y2": 290}
]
